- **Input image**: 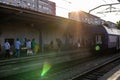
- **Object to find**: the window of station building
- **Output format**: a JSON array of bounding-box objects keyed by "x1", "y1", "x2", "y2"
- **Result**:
[
  {"x1": 5, "y1": 38, "x2": 14, "y2": 46},
  {"x1": 14, "y1": 0, "x2": 18, "y2": 2},
  {"x1": 84, "y1": 18, "x2": 88, "y2": 23},
  {"x1": 2, "y1": 1, "x2": 6, "y2": 3},
  {"x1": 23, "y1": 1, "x2": 27, "y2": 7},
  {"x1": 18, "y1": 0, "x2": 22, "y2": 5},
  {"x1": 31, "y1": 3, "x2": 35, "y2": 8},
  {"x1": 3, "y1": 1, "x2": 9, "y2": 4},
  {"x1": 43, "y1": 6, "x2": 49, "y2": 10},
  {"x1": 91, "y1": 18, "x2": 94, "y2": 24},
  {"x1": 88, "y1": 20, "x2": 91, "y2": 24},
  {"x1": 27, "y1": 3, "x2": 31, "y2": 6},
  {"x1": 38, "y1": 5, "x2": 42, "y2": 8},
  {"x1": 38, "y1": 0, "x2": 41, "y2": 3},
  {"x1": 13, "y1": 0, "x2": 20, "y2": 5},
  {"x1": 38, "y1": 0, "x2": 44, "y2": 4},
  {"x1": 38, "y1": 0, "x2": 48, "y2": 6}
]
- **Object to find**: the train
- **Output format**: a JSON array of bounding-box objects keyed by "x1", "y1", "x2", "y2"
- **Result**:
[
  {"x1": 80, "y1": 21, "x2": 120, "y2": 52},
  {"x1": 64, "y1": 11, "x2": 120, "y2": 54}
]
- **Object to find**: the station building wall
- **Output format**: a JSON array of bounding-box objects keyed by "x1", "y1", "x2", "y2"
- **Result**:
[
  {"x1": 42, "y1": 26, "x2": 66, "y2": 48},
  {"x1": 41, "y1": 24, "x2": 81, "y2": 48},
  {"x1": 0, "y1": 22, "x2": 82, "y2": 51},
  {"x1": 0, "y1": 22, "x2": 69, "y2": 51},
  {"x1": 0, "y1": 23, "x2": 40, "y2": 47}
]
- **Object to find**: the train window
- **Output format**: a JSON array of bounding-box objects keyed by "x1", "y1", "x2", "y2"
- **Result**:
[
  {"x1": 119, "y1": 37, "x2": 120, "y2": 48},
  {"x1": 109, "y1": 36, "x2": 116, "y2": 42},
  {"x1": 96, "y1": 36, "x2": 98, "y2": 44},
  {"x1": 99, "y1": 36, "x2": 102, "y2": 44},
  {"x1": 96, "y1": 35, "x2": 102, "y2": 44}
]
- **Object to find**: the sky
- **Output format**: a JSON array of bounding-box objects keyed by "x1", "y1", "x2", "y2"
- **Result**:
[{"x1": 49, "y1": 0, "x2": 120, "y2": 23}]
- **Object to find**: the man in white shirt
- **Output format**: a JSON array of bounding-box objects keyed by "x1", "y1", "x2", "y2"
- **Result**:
[
  {"x1": 4, "y1": 40, "x2": 10, "y2": 58},
  {"x1": 15, "y1": 38, "x2": 21, "y2": 58},
  {"x1": 26, "y1": 39, "x2": 32, "y2": 55}
]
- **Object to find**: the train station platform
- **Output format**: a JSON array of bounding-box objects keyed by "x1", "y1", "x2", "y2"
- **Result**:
[
  {"x1": 99, "y1": 64, "x2": 120, "y2": 80},
  {"x1": 0, "y1": 48, "x2": 89, "y2": 60}
]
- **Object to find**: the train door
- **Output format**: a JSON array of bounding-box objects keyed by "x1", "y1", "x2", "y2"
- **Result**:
[
  {"x1": 95, "y1": 34, "x2": 105, "y2": 51},
  {"x1": 117, "y1": 36, "x2": 120, "y2": 50},
  {"x1": 119, "y1": 36, "x2": 120, "y2": 50},
  {"x1": 95, "y1": 35, "x2": 102, "y2": 45}
]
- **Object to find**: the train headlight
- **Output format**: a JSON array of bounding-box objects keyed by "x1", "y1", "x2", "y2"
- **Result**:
[{"x1": 95, "y1": 45, "x2": 100, "y2": 51}]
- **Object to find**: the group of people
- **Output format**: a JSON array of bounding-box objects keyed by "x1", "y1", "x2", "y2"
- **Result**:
[
  {"x1": 3, "y1": 38, "x2": 36, "y2": 58},
  {"x1": 49, "y1": 38, "x2": 81, "y2": 51}
]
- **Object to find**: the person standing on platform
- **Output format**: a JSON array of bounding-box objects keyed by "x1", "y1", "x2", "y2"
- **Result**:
[
  {"x1": 26, "y1": 39, "x2": 32, "y2": 55},
  {"x1": 56, "y1": 38, "x2": 62, "y2": 52},
  {"x1": 77, "y1": 40, "x2": 80, "y2": 48},
  {"x1": 15, "y1": 38, "x2": 21, "y2": 58},
  {"x1": 31, "y1": 38, "x2": 36, "y2": 55},
  {"x1": 0, "y1": 44, "x2": 2, "y2": 57},
  {"x1": 4, "y1": 40, "x2": 10, "y2": 58}
]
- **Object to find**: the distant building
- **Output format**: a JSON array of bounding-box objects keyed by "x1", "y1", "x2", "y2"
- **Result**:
[
  {"x1": 0, "y1": 0, "x2": 56, "y2": 15},
  {"x1": 69, "y1": 11, "x2": 105, "y2": 25}
]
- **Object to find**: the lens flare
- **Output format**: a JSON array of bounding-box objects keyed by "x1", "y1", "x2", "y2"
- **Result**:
[{"x1": 41, "y1": 62, "x2": 52, "y2": 77}]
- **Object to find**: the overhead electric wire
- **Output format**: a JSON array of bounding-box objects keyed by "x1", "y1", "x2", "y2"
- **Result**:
[
  {"x1": 102, "y1": 0, "x2": 107, "y2": 3},
  {"x1": 56, "y1": 5, "x2": 71, "y2": 11},
  {"x1": 55, "y1": 0, "x2": 72, "y2": 11},
  {"x1": 62, "y1": 0, "x2": 72, "y2": 4}
]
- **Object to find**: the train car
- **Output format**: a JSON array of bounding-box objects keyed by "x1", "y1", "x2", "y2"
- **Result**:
[
  {"x1": 68, "y1": 11, "x2": 120, "y2": 53},
  {"x1": 81, "y1": 24, "x2": 107, "y2": 53},
  {"x1": 103, "y1": 25, "x2": 120, "y2": 52},
  {"x1": 64, "y1": 21, "x2": 107, "y2": 53},
  {"x1": 68, "y1": 22, "x2": 120, "y2": 54}
]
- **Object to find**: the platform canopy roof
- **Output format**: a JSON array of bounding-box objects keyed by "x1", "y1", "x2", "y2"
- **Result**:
[{"x1": 0, "y1": 3, "x2": 83, "y2": 30}]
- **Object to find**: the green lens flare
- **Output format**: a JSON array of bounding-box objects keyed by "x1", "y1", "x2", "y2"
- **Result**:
[
  {"x1": 41, "y1": 62, "x2": 51, "y2": 77},
  {"x1": 95, "y1": 45, "x2": 100, "y2": 51}
]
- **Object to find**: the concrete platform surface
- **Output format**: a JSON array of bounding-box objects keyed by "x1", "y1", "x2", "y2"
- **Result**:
[{"x1": 99, "y1": 64, "x2": 120, "y2": 80}]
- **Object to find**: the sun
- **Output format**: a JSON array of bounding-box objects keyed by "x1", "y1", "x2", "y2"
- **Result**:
[{"x1": 49, "y1": 0, "x2": 91, "y2": 18}]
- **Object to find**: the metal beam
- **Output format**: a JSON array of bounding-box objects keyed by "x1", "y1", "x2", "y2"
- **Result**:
[{"x1": 89, "y1": 3, "x2": 120, "y2": 13}]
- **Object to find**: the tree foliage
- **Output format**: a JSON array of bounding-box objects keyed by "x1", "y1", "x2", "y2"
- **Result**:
[
  {"x1": 103, "y1": 22, "x2": 109, "y2": 27},
  {"x1": 116, "y1": 21, "x2": 120, "y2": 29}
]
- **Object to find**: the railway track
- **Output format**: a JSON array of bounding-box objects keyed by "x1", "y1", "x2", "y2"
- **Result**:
[
  {"x1": 1, "y1": 53, "x2": 114, "y2": 80},
  {"x1": 1, "y1": 51, "x2": 119, "y2": 80},
  {"x1": 0, "y1": 50, "x2": 89, "y2": 78},
  {"x1": 71, "y1": 54, "x2": 120, "y2": 80},
  {"x1": 0, "y1": 53, "x2": 102, "y2": 80},
  {"x1": 0, "y1": 50, "x2": 85, "y2": 66}
]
